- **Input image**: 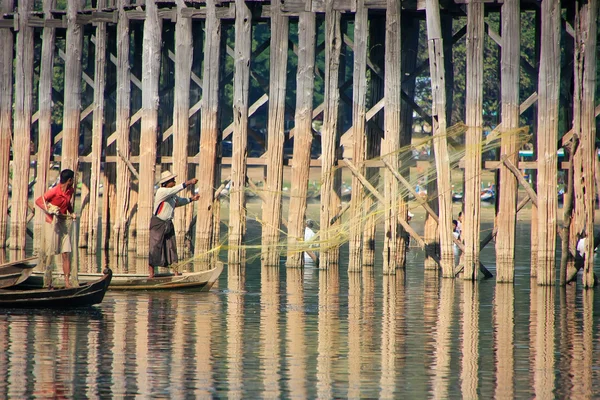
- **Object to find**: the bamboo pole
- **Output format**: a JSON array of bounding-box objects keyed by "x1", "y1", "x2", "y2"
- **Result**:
[
  {"x1": 87, "y1": 0, "x2": 108, "y2": 254},
  {"x1": 425, "y1": 0, "x2": 454, "y2": 276},
  {"x1": 319, "y1": 0, "x2": 342, "y2": 268},
  {"x1": 572, "y1": 0, "x2": 597, "y2": 288},
  {"x1": 113, "y1": 0, "x2": 132, "y2": 255},
  {"x1": 136, "y1": 0, "x2": 162, "y2": 256},
  {"x1": 227, "y1": 0, "x2": 251, "y2": 265},
  {"x1": 9, "y1": 0, "x2": 35, "y2": 250},
  {"x1": 173, "y1": 0, "x2": 193, "y2": 258},
  {"x1": 382, "y1": 0, "x2": 401, "y2": 275},
  {"x1": 194, "y1": 0, "x2": 221, "y2": 261},
  {"x1": 0, "y1": 0, "x2": 14, "y2": 248},
  {"x1": 536, "y1": 0, "x2": 561, "y2": 285},
  {"x1": 262, "y1": 0, "x2": 289, "y2": 267},
  {"x1": 286, "y1": 9, "x2": 316, "y2": 268},
  {"x1": 33, "y1": 0, "x2": 57, "y2": 252},
  {"x1": 347, "y1": 0, "x2": 367, "y2": 272},
  {"x1": 463, "y1": 0, "x2": 484, "y2": 280}
]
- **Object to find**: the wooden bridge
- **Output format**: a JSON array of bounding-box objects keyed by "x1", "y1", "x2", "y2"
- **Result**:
[{"x1": 0, "y1": 0, "x2": 597, "y2": 286}]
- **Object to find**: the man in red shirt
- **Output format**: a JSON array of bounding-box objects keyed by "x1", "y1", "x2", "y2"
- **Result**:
[{"x1": 35, "y1": 169, "x2": 77, "y2": 288}]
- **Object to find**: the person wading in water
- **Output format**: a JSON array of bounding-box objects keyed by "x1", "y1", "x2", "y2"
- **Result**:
[{"x1": 148, "y1": 170, "x2": 200, "y2": 278}]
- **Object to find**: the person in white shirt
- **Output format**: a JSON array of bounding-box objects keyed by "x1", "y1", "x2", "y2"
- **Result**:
[
  {"x1": 452, "y1": 219, "x2": 461, "y2": 266},
  {"x1": 304, "y1": 220, "x2": 319, "y2": 264},
  {"x1": 148, "y1": 170, "x2": 200, "y2": 278}
]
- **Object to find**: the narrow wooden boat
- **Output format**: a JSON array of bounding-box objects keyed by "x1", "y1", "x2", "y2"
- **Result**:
[
  {"x1": 0, "y1": 269, "x2": 112, "y2": 308},
  {"x1": 21, "y1": 262, "x2": 223, "y2": 291},
  {"x1": 0, "y1": 257, "x2": 37, "y2": 289}
]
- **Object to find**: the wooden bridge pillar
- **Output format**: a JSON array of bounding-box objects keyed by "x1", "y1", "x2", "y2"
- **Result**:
[{"x1": 536, "y1": 0, "x2": 561, "y2": 285}]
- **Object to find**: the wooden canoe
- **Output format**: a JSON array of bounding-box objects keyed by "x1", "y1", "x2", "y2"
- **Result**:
[
  {"x1": 0, "y1": 269, "x2": 112, "y2": 308},
  {"x1": 0, "y1": 257, "x2": 37, "y2": 289},
  {"x1": 21, "y1": 262, "x2": 223, "y2": 291}
]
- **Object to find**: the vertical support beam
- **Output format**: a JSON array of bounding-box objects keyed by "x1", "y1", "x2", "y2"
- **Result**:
[
  {"x1": 572, "y1": 0, "x2": 597, "y2": 288},
  {"x1": 530, "y1": 9, "x2": 541, "y2": 278},
  {"x1": 173, "y1": 0, "x2": 193, "y2": 257},
  {"x1": 286, "y1": 10, "x2": 316, "y2": 268},
  {"x1": 347, "y1": 0, "x2": 368, "y2": 272},
  {"x1": 10, "y1": 0, "x2": 35, "y2": 250},
  {"x1": 496, "y1": 0, "x2": 520, "y2": 282},
  {"x1": 62, "y1": 0, "x2": 84, "y2": 174},
  {"x1": 113, "y1": 0, "x2": 132, "y2": 254},
  {"x1": 463, "y1": 0, "x2": 484, "y2": 280},
  {"x1": 87, "y1": 0, "x2": 108, "y2": 254},
  {"x1": 262, "y1": 0, "x2": 289, "y2": 266},
  {"x1": 425, "y1": 0, "x2": 454, "y2": 276},
  {"x1": 194, "y1": 0, "x2": 221, "y2": 262},
  {"x1": 536, "y1": 0, "x2": 561, "y2": 285},
  {"x1": 227, "y1": 0, "x2": 251, "y2": 264},
  {"x1": 382, "y1": 0, "x2": 401, "y2": 274},
  {"x1": 319, "y1": 0, "x2": 343, "y2": 268},
  {"x1": 136, "y1": 0, "x2": 162, "y2": 256},
  {"x1": 0, "y1": 0, "x2": 14, "y2": 248}
]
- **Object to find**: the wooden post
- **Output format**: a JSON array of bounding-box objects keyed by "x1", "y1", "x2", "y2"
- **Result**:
[
  {"x1": 347, "y1": 0, "x2": 368, "y2": 272},
  {"x1": 87, "y1": 0, "x2": 108, "y2": 254},
  {"x1": 382, "y1": 0, "x2": 401, "y2": 274},
  {"x1": 319, "y1": 0, "x2": 342, "y2": 268},
  {"x1": 9, "y1": 0, "x2": 34, "y2": 250},
  {"x1": 462, "y1": 0, "x2": 484, "y2": 280},
  {"x1": 194, "y1": 0, "x2": 221, "y2": 261},
  {"x1": 173, "y1": 0, "x2": 193, "y2": 257},
  {"x1": 425, "y1": 0, "x2": 454, "y2": 276},
  {"x1": 572, "y1": 0, "x2": 597, "y2": 288},
  {"x1": 227, "y1": 0, "x2": 251, "y2": 265},
  {"x1": 530, "y1": 9, "x2": 541, "y2": 278},
  {"x1": 536, "y1": 0, "x2": 561, "y2": 285},
  {"x1": 495, "y1": 0, "x2": 520, "y2": 282},
  {"x1": 136, "y1": 0, "x2": 162, "y2": 256},
  {"x1": 262, "y1": 0, "x2": 289, "y2": 267},
  {"x1": 0, "y1": 0, "x2": 14, "y2": 248},
  {"x1": 286, "y1": 9, "x2": 316, "y2": 268},
  {"x1": 113, "y1": 0, "x2": 132, "y2": 255}
]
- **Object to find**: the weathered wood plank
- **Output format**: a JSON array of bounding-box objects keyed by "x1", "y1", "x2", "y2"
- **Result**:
[
  {"x1": 536, "y1": 0, "x2": 560, "y2": 285},
  {"x1": 286, "y1": 9, "x2": 316, "y2": 268},
  {"x1": 193, "y1": 0, "x2": 220, "y2": 264},
  {"x1": 262, "y1": 0, "x2": 289, "y2": 267},
  {"x1": 319, "y1": 0, "x2": 343, "y2": 268},
  {"x1": 382, "y1": 0, "x2": 401, "y2": 274},
  {"x1": 136, "y1": 0, "x2": 162, "y2": 256},
  {"x1": 425, "y1": 0, "x2": 453, "y2": 276},
  {"x1": 227, "y1": 0, "x2": 251, "y2": 265},
  {"x1": 0, "y1": 0, "x2": 14, "y2": 248},
  {"x1": 9, "y1": 0, "x2": 35, "y2": 250}
]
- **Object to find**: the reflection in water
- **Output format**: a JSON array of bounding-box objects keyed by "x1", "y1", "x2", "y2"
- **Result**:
[
  {"x1": 347, "y1": 272, "x2": 361, "y2": 399},
  {"x1": 286, "y1": 268, "x2": 306, "y2": 398},
  {"x1": 494, "y1": 283, "x2": 514, "y2": 399},
  {"x1": 380, "y1": 272, "x2": 405, "y2": 398},
  {"x1": 461, "y1": 282, "x2": 479, "y2": 399},
  {"x1": 317, "y1": 266, "x2": 339, "y2": 399},
  {"x1": 261, "y1": 265, "x2": 281, "y2": 398},
  {"x1": 431, "y1": 278, "x2": 454, "y2": 399},
  {"x1": 534, "y1": 285, "x2": 555, "y2": 399},
  {"x1": 227, "y1": 264, "x2": 245, "y2": 399}
]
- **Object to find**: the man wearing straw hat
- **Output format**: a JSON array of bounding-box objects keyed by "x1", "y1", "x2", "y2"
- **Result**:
[
  {"x1": 148, "y1": 170, "x2": 200, "y2": 278},
  {"x1": 34, "y1": 169, "x2": 77, "y2": 288}
]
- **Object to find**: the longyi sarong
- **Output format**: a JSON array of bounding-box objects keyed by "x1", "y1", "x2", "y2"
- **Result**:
[{"x1": 148, "y1": 216, "x2": 178, "y2": 268}]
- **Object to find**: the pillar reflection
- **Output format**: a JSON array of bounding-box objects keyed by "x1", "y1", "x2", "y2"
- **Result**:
[
  {"x1": 286, "y1": 268, "x2": 307, "y2": 398},
  {"x1": 347, "y1": 272, "x2": 362, "y2": 399},
  {"x1": 380, "y1": 271, "x2": 405, "y2": 398},
  {"x1": 431, "y1": 278, "x2": 454, "y2": 399},
  {"x1": 260, "y1": 265, "x2": 281, "y2": 398},
  {"x1": 227, "y1": 264, "x2": 245, "y2": 399},
  {"x1": 461, "y1": 281, "x2": 479, "y2": 399},
  {"x1": 494, "y1": 283, "x2": 514, "y2": 399},
  {"x1": 317, "y1": 266, "x2": 339, "y2": 399},
  {"x1": 534, "y1": 286, "x2": 555, "y2": 398}
]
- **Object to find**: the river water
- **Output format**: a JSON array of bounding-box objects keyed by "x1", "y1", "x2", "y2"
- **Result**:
[{"x1": 0, "y1": 212, "x2": 599, "y2": 398}]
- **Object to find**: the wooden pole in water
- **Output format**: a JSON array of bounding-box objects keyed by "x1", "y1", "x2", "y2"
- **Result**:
[
  {"x1": 320, "y1": 0, "x2": 342, "y2": 268},
  {"x1": 10, "y1": 0, "x2": 35, "y2": 250},
  {"x1": 136, "y1": 0, "x2": 162, "y2": 256},
  {"x1": 286, "y1": 9, "x2": 316, "y2": 268},
  {"x1": 87, "y1": 0, "x2": 108, "y2": 254},
  {"x1": 192, "y1": 3, "x2": 218, "y2": 261},
  {"x1": 495, "y1": 0, "x2": 520, "y2": 282},
  {"x1": 173, "y1": 0, "x2": 193, "y2": 257},
  {"x1": 262, "y1": 0, "x2": 289, "y2": 267},
  {"x1": 0, "y1": 0, "x2": 14, "y2": 248},
  {"x1": 227, "y1": 0, "x2": 251, "y2": 265},
  {"x1": 113, "y1": 0, "x2": 132, "y2": 255},
  {"x1": 572, "y1": 0, "x2": 597, "y2": 288},
  {"x1": 33, "y1": 0, "x2": 57, "y2": 252},
  {"x1": 536, "y1": 0, "x2": 561, "y2": 285},
  {"x1": 347, "y1": 0, "x2": 368, "y2": 272},
  {"x1": 425, "y1": 0, "x2": 454, "y2": 276},
  {"x1": 530, "y1": 9, "x2": 541, "y2": 278},
  {"x1": 382, "y1": 0, "x2": 402, "y2": 274}
]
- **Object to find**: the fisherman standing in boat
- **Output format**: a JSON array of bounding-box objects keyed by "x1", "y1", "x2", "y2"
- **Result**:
[
  {"x1": 34, "y1": 169, "x2": 77, "y2": 288},
  {"x1": 148, "y1": 170, "x2": 200, "y2": 278}
]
